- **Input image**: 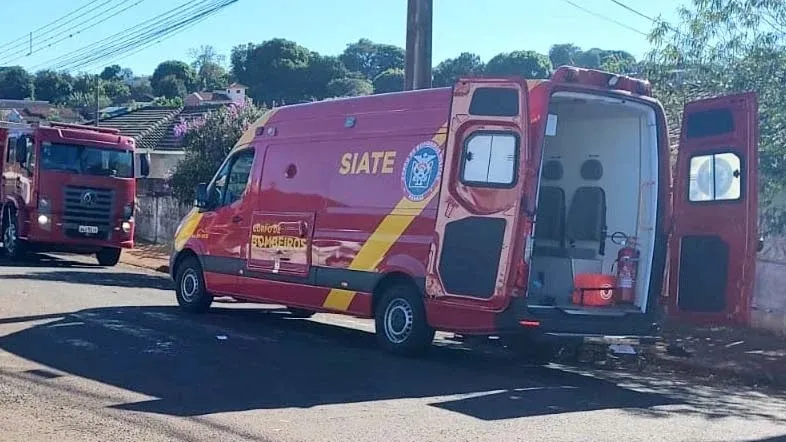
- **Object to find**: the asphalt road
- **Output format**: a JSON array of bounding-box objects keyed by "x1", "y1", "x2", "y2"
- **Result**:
[{"x1": 1, "y1": 254, "x2": 785, "y2": 442}]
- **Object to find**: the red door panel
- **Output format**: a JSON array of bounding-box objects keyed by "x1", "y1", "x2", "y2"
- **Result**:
[
  {"x1": 668, "y1": 92, "x2": 759, "y2": 325},
  {"x1": 426, "y1": 78, "x2": 529, "y2": 316},
  {"x1": 200, "y1": 148, "x2": 256, "y2": 295},
  {"x1": 247, "y1": 212, "x2": 315, "y2": 277}
]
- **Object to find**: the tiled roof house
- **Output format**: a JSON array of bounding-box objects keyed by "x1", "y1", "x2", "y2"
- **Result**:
[
  {"x1": 0, "y1": 100, "x2": 83, "y2": 124},
  {"x1": 96, "y1": 102, "x2": 231, "y2": 181}
]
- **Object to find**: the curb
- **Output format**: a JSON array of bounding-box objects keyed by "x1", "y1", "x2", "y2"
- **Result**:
[
  {"x1": 120, "y1": 259, "x2": 170, "y2": 275},
  {"x1": 650, "y1": 353, "x2": 785, "y2": 388}
]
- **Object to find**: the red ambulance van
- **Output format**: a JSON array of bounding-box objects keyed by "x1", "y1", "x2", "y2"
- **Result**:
[{"x1": 169, "y1": 66, "x2": 759, "y2": 358}]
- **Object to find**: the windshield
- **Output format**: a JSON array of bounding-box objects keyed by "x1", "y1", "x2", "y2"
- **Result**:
[{"x1": 40, "y1": 142, "x2": 133, "y2": 178}]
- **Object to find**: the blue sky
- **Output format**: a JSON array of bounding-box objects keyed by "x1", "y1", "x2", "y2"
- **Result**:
[{"x1": 0, "y1": 0, "x2": 687, "y2": 76}]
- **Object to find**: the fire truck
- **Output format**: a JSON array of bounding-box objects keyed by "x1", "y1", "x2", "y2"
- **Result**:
[
  {"x1": 169, "y1": 66, "x2": 759, "y2": 359},
  {"x1": 0, "y1": 121, "x2": 149, "y2": 266}
]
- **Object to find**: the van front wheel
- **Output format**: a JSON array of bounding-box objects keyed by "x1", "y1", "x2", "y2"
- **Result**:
[
  {"x1": 175, "y1": 256, "x2": 213, "y2": 313},
  {"x1": 374, "y1": 284, "x2": 434, "y2": 356}
]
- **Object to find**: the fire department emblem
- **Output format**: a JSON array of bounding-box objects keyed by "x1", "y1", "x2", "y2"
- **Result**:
[
  {"x1": 81, "y1": 191, "x2": 97, "y2": 207},
  {"x1": 402, "y1": 140, "x2": 442, "y2": 201}
]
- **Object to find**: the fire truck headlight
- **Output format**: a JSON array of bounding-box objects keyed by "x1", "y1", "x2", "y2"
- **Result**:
[
  {"x1": 121, "y1": 221, "x2": 132, "y2": 233},
  {"x1": 37, "y1": 214, "x2": 49, "y2": 225}
]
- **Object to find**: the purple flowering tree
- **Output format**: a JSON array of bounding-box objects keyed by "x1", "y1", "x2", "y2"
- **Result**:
[{"x1": 168, "y1": 98, "x2": 265, "y2": 203}]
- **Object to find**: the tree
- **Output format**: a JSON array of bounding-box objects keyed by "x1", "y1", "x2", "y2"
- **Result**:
[
  {"x1": 646, "y1": 0, "x2": 786, "y2": 234},
  {"x1": 0, "y1": 66, "x2": 33, "y2": 99},
  {"x1": 34, "y1": 70, "x2": 73, "y2": 104},
  {"x1": 169, "y1": 100, "x2": 266, "y2": 203},
  {"x1": 485, "y1": 50, "x2": 552, "y2": 78},
  {"x1": 151, "y1": 60, "x2": 197, "y2": 96},
  {"x1": 340, "y1": 38, "x2": 405, "y2": 80},
  {"x1": 157, "y1": 75, "x2": 188, "y2": 99},
  {"x1": 189, "y1": 44, "x2": 226, "y2": 71},
  {"x1": 305, "y1": 53, "x2": 350, "y2": 100},
  {"x1": 432, "y1": 52, "x2": 484, "y2": 87},
  {"x1": 103, "y1": 80, "x2": 131, "y2": 105},
  {"x1": 100, "y1": 64, "x2": 123, "y2": 82},
  {"x1": 197, "y1": 61, "x2": 229, "y2": 91},
  {"x1": 230, "y1": 38, "x2": 313, "y2": 105},
  {"x1": 326, "y1": 77, "x2": 373, "y2": 97},
  {"x1": 373, "y1": 68, "x2": 404, "y2": 94},
  {"x1": 128, "y1": 76, "x2": 154, "y2": 101},
  {"x1": 549, "y1": 43, "x2": 581, "y2": 67}
]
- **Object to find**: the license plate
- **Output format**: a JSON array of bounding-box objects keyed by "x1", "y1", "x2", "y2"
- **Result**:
[
  {"x1": 609, "y1": 344, "x2": 637, "y2": 355},
  {"x1": 78, "y1": 225, "x2": 98, "y2": 234}
]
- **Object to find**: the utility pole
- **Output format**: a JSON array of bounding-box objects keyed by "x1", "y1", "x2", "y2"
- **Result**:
[
  {"x1": 95, "y1": 75, "x2": 100, "y2": 127},
  {"x1": 404, "y1": 0, "x2": 433, "y2": 90}
]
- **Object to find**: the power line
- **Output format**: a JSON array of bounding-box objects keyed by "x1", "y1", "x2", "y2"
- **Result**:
[
  {"x1": 0, "y1": 0, "x2": 122, "y2": 61},
  {"x1": 86, "y1": 6, "x2": 232, "y2": 73},
  {"x1": 33, "y1": 0, "x2": 209, "y2": 71},
  {"x1": 608, "y1": 0, "x2": 656, "y2": 23},
  {"x1": 0, "y1": 0, "x2": 105, "y2": 52},
  {"x1": 64, "y1": 1, "x2": 236, "y2": 72},
  {"x1": 41, "y1": 0, "x2": 239, "y2": 73},
  {"x1": 559, "y1": 0, "x2": 648, "y2": 36},
  {"x1": 0, "y1": 0, "x2": 147, "y2": 66}
]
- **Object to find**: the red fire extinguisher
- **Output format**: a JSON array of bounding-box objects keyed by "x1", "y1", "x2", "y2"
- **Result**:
[{"x1": 616, "y1": 237, "x2": 640, "y2": 303}]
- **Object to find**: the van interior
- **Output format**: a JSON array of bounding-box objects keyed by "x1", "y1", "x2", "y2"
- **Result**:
[{"x1": 527, "y1": 91, "x2": 658, "y2": 315}]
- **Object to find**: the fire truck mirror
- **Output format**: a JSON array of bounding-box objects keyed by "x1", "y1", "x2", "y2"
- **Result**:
[
  {"x1": 14, "y1": 135, "x2": 28, "y2": 166},
  {"x1": 139, "y1": 152, "x2": 151, "y2": 177}
]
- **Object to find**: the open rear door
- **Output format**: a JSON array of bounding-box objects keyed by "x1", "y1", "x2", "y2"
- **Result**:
[
  {"x1": 668, "y1": 92, "x2": 758, "y2": 325},
  {"x1": 426, "y1": 77, "x2": 529, "y2": 320}
]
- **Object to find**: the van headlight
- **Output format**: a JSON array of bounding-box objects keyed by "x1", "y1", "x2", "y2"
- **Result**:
[
  {"x1": 121, "y1": 221, "x2": 132, "y2": 233},
  {"x1": 38, "y1": 214, "x2": 50, "y2": 225}
]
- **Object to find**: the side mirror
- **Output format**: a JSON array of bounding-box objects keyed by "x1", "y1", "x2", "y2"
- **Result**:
[
  {"x1": 15, "y1": 136, "x2": 28, "y2": 166},
  {"x1": 194, "y1": 183, "x2": 208, "y2": 208},
  {"x1": 139, "y1": 152, "x2": 151, "y2": 177}
]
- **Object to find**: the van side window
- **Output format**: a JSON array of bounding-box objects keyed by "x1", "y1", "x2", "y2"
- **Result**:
[
  {"x1": 460, "y1": 131, "x2": 519, "y2": 187},
  {"x1": 212, "y1": 149, "x2": 255, "y2": 207}
]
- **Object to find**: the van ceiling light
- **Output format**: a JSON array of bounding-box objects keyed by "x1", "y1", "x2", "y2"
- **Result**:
[{"x1": 608, "y1": 75, "x2": 620, "y2": 87}]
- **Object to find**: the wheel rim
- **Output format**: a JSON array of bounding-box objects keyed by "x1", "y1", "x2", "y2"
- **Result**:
[
  {"x1": 383, "y1": 298, "x2": 415, "y2": 344},
  {"x1": 4, "y1": 220, "x2": 16, "y2": 255},
  {"x1": 180, "y1": 269, "x2": 199, "y2": 303}
]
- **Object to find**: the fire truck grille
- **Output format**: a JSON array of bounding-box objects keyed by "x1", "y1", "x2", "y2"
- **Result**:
[{"x1": 62, "y1": 186, "x2": 115, "y2": 241}]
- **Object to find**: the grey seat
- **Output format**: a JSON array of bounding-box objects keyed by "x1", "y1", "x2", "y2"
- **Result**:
[
  {"x1": 565, "y1": 186, "x2": 607, "y2": 259},
  {"x1": 533, "y1": 186, "x2": 566, "y2": 249}
]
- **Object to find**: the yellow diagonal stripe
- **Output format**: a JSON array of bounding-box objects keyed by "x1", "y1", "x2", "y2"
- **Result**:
[{"x1": 322, "y1": 127, "x2": 448, "y2": 311}]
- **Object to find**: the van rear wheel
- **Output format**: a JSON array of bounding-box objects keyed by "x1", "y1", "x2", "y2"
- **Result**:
[
  {"x1": 175, "y1": 256, "x2": 213, "y2": 313},
  {"x1": 374, "y1": 283, "x2": 434, "y2": 356}
]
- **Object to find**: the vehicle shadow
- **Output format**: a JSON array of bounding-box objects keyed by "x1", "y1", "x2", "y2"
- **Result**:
[
  {"x1": 0, "y1": 253, "x2": 102, "y2": 269},
  {"x1": 0, "y1": 254, "x2": 172, "y2": 290},
  {"x1": 3, "y1": 304, "x2": 776, "y2": 422}
]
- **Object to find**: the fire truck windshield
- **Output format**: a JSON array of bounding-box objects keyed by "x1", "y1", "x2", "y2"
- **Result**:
[{"x1": 40, "y1": 142, "x2": 133, "y2": 178}]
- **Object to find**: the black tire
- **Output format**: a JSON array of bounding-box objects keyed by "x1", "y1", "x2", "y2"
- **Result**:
[
  {"x1": 287, "y1": 307, "x2": 316, "y2": 318},
  {"x1": 174, "y1": 256, "x2": 213, "y2": 313},
  {"x1": 2, "y1": 208, "x2": 26, "y2": 261},
  {"x1": 374, "y1": 283, "x2": 435, "y2": 356},
  {"x1": 96, "y1": 247, "x2": 121, "y2": 266}
]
